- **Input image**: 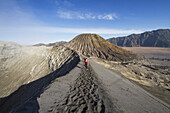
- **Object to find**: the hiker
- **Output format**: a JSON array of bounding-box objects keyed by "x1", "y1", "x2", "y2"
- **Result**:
[{"x1": 84, "y1": 58, "x2": 88, "y2": 68}]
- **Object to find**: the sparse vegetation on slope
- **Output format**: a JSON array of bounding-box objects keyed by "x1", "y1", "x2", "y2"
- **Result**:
[{"x1": 66, "y1": 34, "x2": 141, "y2": 61}]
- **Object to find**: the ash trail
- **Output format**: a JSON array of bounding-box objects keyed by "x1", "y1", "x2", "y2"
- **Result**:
[{"x1": 48, "y1": 64, "x2": 112, "y2": 113}]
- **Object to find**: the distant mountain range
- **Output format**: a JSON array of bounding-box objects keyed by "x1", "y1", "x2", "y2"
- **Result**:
[
  {"x1": 107, "y1": 29, "x2": 170, "y2": 47},
  {"x1": 33, "y1": 41, "x2": 67, "y2": 47}
]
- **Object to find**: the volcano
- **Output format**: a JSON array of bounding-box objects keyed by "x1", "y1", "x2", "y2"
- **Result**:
[{"x1": 66, "y1": 34, "x2": 140, "y2": 61}]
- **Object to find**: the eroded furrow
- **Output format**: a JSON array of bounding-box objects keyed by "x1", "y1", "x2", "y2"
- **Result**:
[{"x1": 48, "y1": 66, "x2": 105, "y2": 113}]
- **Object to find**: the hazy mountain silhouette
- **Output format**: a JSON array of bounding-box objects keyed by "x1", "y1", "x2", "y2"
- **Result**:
[
  {"x1": 33, "y1": 41, "x2": 67, "y2": 47},
  {"x1": 107, "y1": 29, "x2": 170, "y2": 47}
]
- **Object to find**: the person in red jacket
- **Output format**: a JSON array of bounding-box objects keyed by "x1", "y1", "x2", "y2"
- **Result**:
[{"x1": 84, "y1": 58, "x2": 88, "y2": 68}]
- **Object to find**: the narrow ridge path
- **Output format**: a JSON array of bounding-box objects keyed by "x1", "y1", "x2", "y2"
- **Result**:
[{"x1": 48, "y1": 65, "x2": 107, "y2": 113}]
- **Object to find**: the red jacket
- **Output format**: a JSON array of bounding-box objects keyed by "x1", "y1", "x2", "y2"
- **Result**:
[{"x1": 85, "y1": 59, "x2": 88, "y2": 65}]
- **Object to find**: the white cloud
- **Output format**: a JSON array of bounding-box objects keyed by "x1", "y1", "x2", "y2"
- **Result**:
[
  {"x1": 85, "y1": 13, "x2": 96, "y2": 19},
  {"x1": 0, "y1": 26, "x2": 143, "y2": 35},
  {"x1": 57, "y1": 10, "x2": 73, "y2": 19},
  {"x1": 57, "y1": 10, "x2": 118, "y2": 20},
  {"x1": 0, "y1": 0, "x2": 44, "y2": 27},
  {"x1": 0, "y1": 26, "x2": 145, "y2": 45},
  {"x1": 54, "y1": 0, "x2": 117, "y2": 20},
  {"x1": 98, "y1": 14, "x2": 118, "y2": 20}
]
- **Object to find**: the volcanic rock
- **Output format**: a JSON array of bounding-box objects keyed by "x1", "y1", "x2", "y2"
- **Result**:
[
  {"x1": 0, "y1": 41, "x2": 79, "y2": 97},
  {"x1": 107, "y1": 29, "x2": 170, "y2": 47},
  {"x1": 66, "y1": 34, "x2": 141, "y2": 61}
]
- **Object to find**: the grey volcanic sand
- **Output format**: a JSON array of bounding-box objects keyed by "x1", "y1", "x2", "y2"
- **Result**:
[
  {"x1": 0, "y1": 42, "x2": 170, "y2": 113},
  {"x1": 37, "y1": 61, "x2": 118, "y2": 113},
  {"x1": 123, "y1": 47, "x2": 170, "y2": 66},
  {"x1": 90, "y1": 59, "x2": 170, "y2": 113},
  {"x1": 16, "y1": 59, "x2": 170, "y2": 113},
  {"x1": 38, "y1": 62, "x2": 82, "y2": 113}
]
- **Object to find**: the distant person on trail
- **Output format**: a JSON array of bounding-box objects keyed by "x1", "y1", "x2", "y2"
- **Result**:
[{"x1": 84, "y1": 58, "x2": 88, "y2": 68}]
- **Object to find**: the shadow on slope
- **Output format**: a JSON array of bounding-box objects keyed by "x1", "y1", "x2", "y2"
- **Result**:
[{"x1": 0, "y1": 54, "x2": 80, "y2": 113}]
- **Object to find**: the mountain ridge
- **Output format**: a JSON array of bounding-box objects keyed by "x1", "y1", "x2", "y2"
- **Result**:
[
  {"x1": 107, "y1": 29, "x2": 170, "y2": 47},
  {"x1": 33, "y1": 41, "x2": 67, "y2": 47}
]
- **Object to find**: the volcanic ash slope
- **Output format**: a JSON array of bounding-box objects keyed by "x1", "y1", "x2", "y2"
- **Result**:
[
  {"x1": 0, "y1": 41, "x2": 79, "y2": 98},
  {"x1": 66, "y1": 34, "x2": 141, "y2": 61}
]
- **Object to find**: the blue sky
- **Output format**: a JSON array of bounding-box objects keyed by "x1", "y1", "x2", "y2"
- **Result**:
[{"x1": 0, "y1": 0, "x2": 170, "y2": 45}]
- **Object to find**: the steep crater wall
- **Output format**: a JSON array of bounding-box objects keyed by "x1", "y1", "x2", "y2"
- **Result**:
[{"x1": 0, "y1": 41, "x2": 80, "y2": 98}]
